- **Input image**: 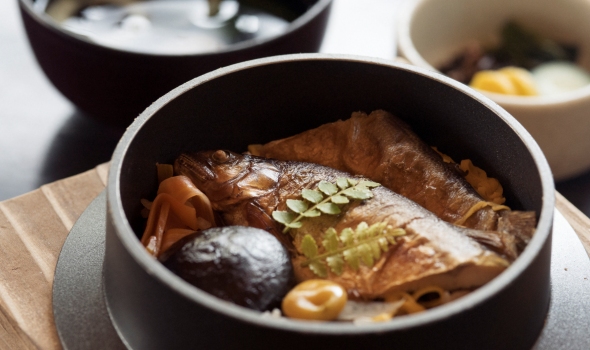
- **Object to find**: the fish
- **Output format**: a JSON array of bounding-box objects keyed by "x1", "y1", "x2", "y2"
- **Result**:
[
  {"x1": 248, "y1": 109, "x2": 536, "y2": 252},
  {"x1": 174, "y1": 150, "x2": 510, "y2": 300},
  {"x1": 249, "y1": 112, "x2": 531, "y2": 225}
]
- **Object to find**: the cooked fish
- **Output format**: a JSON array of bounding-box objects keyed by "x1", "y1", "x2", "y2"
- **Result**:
[
  {"x1": 249, "y1": 110, "x2": 530, "y2": 231},
  {"x1": 174, "y1": 150, "x2": 510, "y2": 299}
]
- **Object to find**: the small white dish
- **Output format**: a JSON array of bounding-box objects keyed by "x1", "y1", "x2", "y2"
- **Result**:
[{"x1": 398, "y1": 0, "x2": 590, "y2": 180}]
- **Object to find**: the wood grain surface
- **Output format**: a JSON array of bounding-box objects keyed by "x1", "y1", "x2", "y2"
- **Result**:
[{"x1": 0, "y1": 164, "x2": 587, "y2": 349}]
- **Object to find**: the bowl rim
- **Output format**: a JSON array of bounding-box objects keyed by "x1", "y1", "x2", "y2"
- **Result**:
[
  {"x1": 18, "y1": 0, "x2": 332, "y2": 57},
  {"x1": 107, "y1": 53, "x2": 555, "y2": 335},
  {"x1": 396, "y1": 0, "x2": 590, "y2": 108}
]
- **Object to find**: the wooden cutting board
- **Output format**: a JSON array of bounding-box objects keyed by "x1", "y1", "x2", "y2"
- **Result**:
[{"x1": 0, "y1": 163, "x2": 588, "y2": 349}]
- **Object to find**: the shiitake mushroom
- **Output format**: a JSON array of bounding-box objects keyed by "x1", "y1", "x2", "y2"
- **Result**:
[{"x1": 163, "y1": 226, "x2": 294, "y2": 311}]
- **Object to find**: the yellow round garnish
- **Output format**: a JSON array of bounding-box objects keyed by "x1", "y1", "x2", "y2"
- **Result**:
[
  {"x1": 282, "y1": 280, "x2": 347, "y2": 321},
  {"x1": 499, "y1": 67, "x2": 538, "y2": 96}
]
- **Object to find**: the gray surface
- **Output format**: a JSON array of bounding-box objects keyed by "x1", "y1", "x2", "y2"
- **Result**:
[
  {"x1": 533, "y1": 210, "x2": 590, "y2": 349},
  {"x1": 53, "y1": 192, "x2": 590, "y2": 349},
  {"x1": 52, "y1": 191, "x2": 125, "y2": 350}
]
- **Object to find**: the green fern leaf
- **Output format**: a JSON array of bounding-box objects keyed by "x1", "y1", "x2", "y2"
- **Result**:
[
  {"x1": 340, "y1": 227, "x2": 355, "y2": 245},
  {"x1": 318, "y1": 181, "x2": 338, "y2": 196},
  {"x1": 286, "y1": 199, "x2": 308, "y2": 213},
  {"x1": 302, "y1": 189, "x2": 323, "y2": 203},
  {"x1": 299, "y1": 222, "x2": 406, "y2": 277},
  {"x1": 301, "y1": 234, "x2": 318, "y2": 258},
  {"x1": 285, "y1": 221, "x2": 303, "y2": 229},
  {"x1": 301, "y1": 209, "x2": 321, "y2": 217},
  {"x1": 322, "y1": 228, "x2": 339, "y2": 252},
  {"x1": 309, "y1": 261, "x2": 328, "y2": 278},
  {"x1": 326, "y1": 255, "x2": 344, "y2": 276},
  {"x1": 359, "y1": 243, "x2": 374, "y2": 267},
  {"x1": 273, "y1": 179, "x2": 380, "y2": 233},
  {"x1": 369, "y1": 241, "x2": 382, "y2": 260},
  {"x1": 331, "y1": 195, "x2": 349, "y2": 204},
  {"x1": 358, "y1": 180, "x2": 381, "y2": 188},
  {"x1": 343, "y1": 247, "x2": 361, "y2": 271},
  {"x1": 317, "y1": 202, "x2": 341, "y2": 214},
  {"x1": 336, "y1": 177, "x2": 350, "y2": 189},
  {"x1": 272, "y1": 211, "x2": 296, "y2": 224},
  {"x1": 342, "y1": 187, "x2": 373, "y2": 200}
]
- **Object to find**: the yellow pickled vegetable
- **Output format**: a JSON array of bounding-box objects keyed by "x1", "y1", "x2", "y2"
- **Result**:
[
  {"x1": 470, "y1": 66, "x2": 538, "y2": 96},
  {"x1": 470, "y1": 70, "x2": 517, "y2": 95},
  {"x1": 282, "y1": 280, "x2": 347, "y2": 321},
  {"x1": 499, "y1": 67, "x2": 538, "y2": 96}
]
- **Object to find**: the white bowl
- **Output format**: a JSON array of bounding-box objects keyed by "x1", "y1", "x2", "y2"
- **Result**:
[{"x1": 397, "y1": 0, "x2": 590, "y2": 180}]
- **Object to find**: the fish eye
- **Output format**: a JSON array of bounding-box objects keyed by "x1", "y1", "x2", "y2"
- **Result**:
[{"x1": 211, "y1": 150, "x2": 231, "y2": 163}]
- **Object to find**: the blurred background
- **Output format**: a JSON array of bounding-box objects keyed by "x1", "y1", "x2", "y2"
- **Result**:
[{"x1": 1, "y1": 0, "x2": 589, "y2": 216}]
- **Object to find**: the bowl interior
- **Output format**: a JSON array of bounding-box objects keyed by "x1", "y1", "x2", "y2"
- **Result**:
[
  {"x1": 404, "y1": 0, "x2": 590, "y2": 72},
  {"x1": 110, "y1": 55, "x2": 554, "y2": 337},
  {"x1": 28, "y1": 0, "x2": 326, "y2": 55},
  {"x1": 120, "y1": 58, "x2": 546, "y2": 228}
]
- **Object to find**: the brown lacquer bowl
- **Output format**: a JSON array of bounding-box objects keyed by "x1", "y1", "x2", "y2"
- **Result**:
[
  {"x1": 105, "y1": 54, "x2": 554, "y2": 349},
  {"x1": 17, "y1": 0, "x2": 332, "y2": 126}
]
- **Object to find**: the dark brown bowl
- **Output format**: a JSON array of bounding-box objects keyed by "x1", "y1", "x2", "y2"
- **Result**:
[
  {"x1": 17, "y1": 0, "x2": 332, "y2": 126},
  {"x1": 105, "y1": 54, "x2": 555, "y2": 349}
]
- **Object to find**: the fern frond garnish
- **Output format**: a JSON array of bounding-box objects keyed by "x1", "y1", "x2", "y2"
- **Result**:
[
  {"x1": 299, "y1": 222, "x2": 406, "y2": 278},
  {"x1": 272, "y1": 178, "x2": 380, "y2": 233}
]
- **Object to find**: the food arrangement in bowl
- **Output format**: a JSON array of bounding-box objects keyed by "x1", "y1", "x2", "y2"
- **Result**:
[
  {"x1": 440, "y1": 21, "x2": 590, "y2": 97},
  {"x1": 139, "y1": 109, "x2": 537, "y2": 323},
  {"x1": 105, "y1": 54, "x2": 554, "y2": 349},
  {"x1": 397, "y1": 0, "x2": 590, "y2": 180}
]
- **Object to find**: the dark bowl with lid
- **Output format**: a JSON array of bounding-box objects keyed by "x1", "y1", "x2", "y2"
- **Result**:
[
  {"x1": 17, "y1": 0, "x2": 332, "y2": 126},
  {"x1": 105, "y1": 54, "x2": 554, "y2": 349}
]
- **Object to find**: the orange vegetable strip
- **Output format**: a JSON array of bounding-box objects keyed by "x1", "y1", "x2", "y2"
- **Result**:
[
  {"x1": 160, "y1": 228, "x2": 197, "y2": 253},
  {"x1": 141, "y1": 194, "x2": 197, "y2": 248},
  {"x1": 158, "y1": 175, "x2": 204, "y2": 203},
  {"x1": 158, "y1": 176, "x2": 215, "y2": 225},
  {"x1": 156, "y1": 193, "x2": 199, "y2": 230}
]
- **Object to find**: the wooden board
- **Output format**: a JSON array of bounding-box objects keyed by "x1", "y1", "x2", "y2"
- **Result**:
[{"x1": 0, "y1": 164, "x2": 587, "y2": 349}]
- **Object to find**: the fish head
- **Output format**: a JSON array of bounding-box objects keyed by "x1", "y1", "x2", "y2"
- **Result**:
[{"x1": 175, "y1": 150, "x2": 280, "y2": 206}]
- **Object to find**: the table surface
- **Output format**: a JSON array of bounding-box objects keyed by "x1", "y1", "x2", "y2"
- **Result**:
[{"x1": 2, "y1": 0, "x2": 590, "y2": 217}]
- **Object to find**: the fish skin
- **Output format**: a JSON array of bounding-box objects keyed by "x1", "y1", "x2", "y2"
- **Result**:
[
  {"x1": 174, "y1": 150, "x2": 509, "y2": 299},
  {"x1": 249, "y1": 109, "x2": 501, "y2": 231}
]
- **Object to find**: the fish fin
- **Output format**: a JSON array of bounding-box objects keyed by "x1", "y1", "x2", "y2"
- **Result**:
[
  {"x1": 497, "y1": 210, "x2": 537, "y2": 252},
  {"x1": 246, "y1": 202, "x2": 294, "y2": 251},
  {"x1": 461, "y1": 228, "x2": 519, "y2": 261}
]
